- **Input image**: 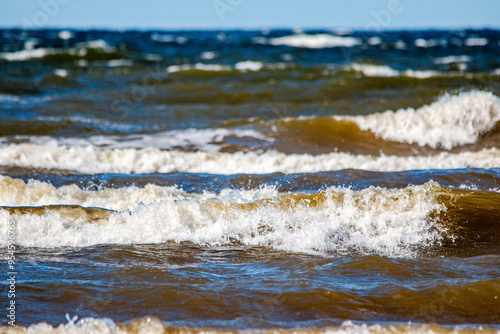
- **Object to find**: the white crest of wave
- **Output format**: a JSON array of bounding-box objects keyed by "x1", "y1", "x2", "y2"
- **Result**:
[
  {"x1": 343, "y1": 91, "x2": 500, "y2": 149},
  {"x1": 235, "y1": 60, "x2": 264, "y2": 71},
  {"x1": 167, "y1": 63, "x2": 232, "y2": 73},
  {"x1": 0, "y1": 181, "x2": 445, "y2": 257},
  {"x1": 269, "y1": 34, "x2": 361, "y2": 48},
  {"x1": 0, "y1": 175, "x2": 186, "y2": 211},
  {"x1": 432, "y1": 55, "x2": 472, "y2": 65},
  {"x1": 167, "y1": 61, "x2": 266, "y2": 73},
  {"x1": 0, "y1": 39, "x2": 115, "y2": 61},
  {"x1": 8, "y1": 317, "x2": 487, "y2": 334},
  {"x1": 348, "y1": 63, "x2": 439, "y2": 78},
  {"x1": 0, "y1": 47, "x2": 54, "y2": 61},
  {"x1": 464, "y1": 37, "x2": 488, "y2": 46},
  {"x1": 0, "y1": 144, "x2": 499, "y2": 174}
]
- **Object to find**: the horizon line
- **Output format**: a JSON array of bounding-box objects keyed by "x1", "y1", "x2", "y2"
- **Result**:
[{"x1": 1, "y1": 24, "x2": 500, "y2": 32}]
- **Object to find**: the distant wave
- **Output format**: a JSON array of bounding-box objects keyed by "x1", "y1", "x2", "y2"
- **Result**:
[
  {"x1": 167, "y1": 60, "x2": 266, "y2": 73},
  {"x1": 266, "y1": 34, "x2": 362, "y2": 48},
  {"x1": 347, "y1": 63, "x2": 439, "y2": 78},
  {"x1": 0, "y1": 39, "x2": 115, "y2": 61}
]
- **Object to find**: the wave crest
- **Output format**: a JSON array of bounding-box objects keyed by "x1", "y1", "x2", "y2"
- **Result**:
[
  {"x1": 342, "y1": 91, "x2": 500, "y2": 149},
  {"x1": 0, "y1": 179, "x2": 446, "y2": 257}
]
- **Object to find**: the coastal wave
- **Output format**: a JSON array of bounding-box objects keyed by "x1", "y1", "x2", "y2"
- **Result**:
[
  {"x1": 3, "y1": 316, "x2": 498, "y2": 334},
  {"x1": 0, "y1": 144, "x2": 498, "y2": 174},
  {"x1": 0, "y1": 179, "x2": 447, "y2": 256},
  {"x1": 340, "y1": 91, "x2": 500, "y2": 149}
]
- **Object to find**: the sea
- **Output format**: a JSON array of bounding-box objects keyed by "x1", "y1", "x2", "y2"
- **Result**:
[{"x1": 0, "y1": 28, "x2": 499, "y2": 333}]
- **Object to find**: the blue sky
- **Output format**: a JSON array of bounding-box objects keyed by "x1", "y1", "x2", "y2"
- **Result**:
[{"x1": 1, "y1": 0, "x2": 499, "y2": 30}]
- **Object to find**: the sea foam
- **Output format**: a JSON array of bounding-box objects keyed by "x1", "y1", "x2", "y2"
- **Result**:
[
  {"x1": 0, "y1": 144, "x2": 498, "y2": 174},
  {"x1": 342, "y1": 91, "x2": 500, "y2": 149},
  {"x1": 348, "y1": 63, "x2": 439, "y2": 78},
  {"x1": 0, "y1": 39, "x2": 115, "y2": 61},
  {"x1": 0, "y1": 179, "x2": 446, "y2": 257},
  {"x1": 268, "y1": 34, "x2": 361, "y2": 48},
  {"x1": 3, "y1": 316, "x2": 493, "y2": 334}
]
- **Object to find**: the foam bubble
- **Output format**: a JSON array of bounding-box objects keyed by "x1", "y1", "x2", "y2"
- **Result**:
[
  {"x1": 0, "y1": 181, "x2": 446, "y2": 257},
  {"x1": 342, "y1": 91, "x2": 500, "y2": 149}
]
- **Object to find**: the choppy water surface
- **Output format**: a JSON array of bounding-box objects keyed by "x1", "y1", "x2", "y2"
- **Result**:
[{"x1": 0, "y1": 28, "x2": 500, "y2": 333}]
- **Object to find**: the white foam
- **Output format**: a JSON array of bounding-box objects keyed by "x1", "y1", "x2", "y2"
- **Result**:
[
  {"x1": 367, "y1": 37, "x2": 382, "y2": 45},
  {"x1": 235, "y1": 60, "x2": 264, "y2": 72},
  {"x1": 349, "y1": 63, "x2": 399, "y2": 77},
  {"x1": 348, "y1": 63, "x2": 439, "y2": 78},
  {"x1": 150, "y1": 33, "x2": 174, "y2": 42},
  {"x1": 342, "y1": 91, "x2": 500, "y2": 149},
  {"x1": 167, "y1": 63, "x2": 231, "y2": 73},
  {"x1": 464, "y1": 37, "x2": 488, "y2": 46},
  {"x1": 200, "y1": 51, "x2": 217, "y2": 60},
  {"x1": 0, "y1": 175, "x2": 182, "y2": 211},
  {"x1": 54, "y1": 69, "x2": 68, "y2": 77},
  {"x1": 0, "y1": 47, "x2": 54, "y2": 61},
  {"x1": 394, "y1": 40, "x2": 407, "y2": 49},
  {"x1": 0, "y1": 39, "x2": 115, "y2": 61},
  {"x1": 414, "y1": 38, "x2": 447, "y2": 48},
  {"x1": 402, "y1": 69, "x2": 439, "y2": 79},
  {"x1": 0, "y1": 144, "x2": 498, "y2": 174},
  {"x1": 58, "y1": 30, "x2": 74, "y2": 40},
  {"x1": 10, "y1": 317, "x2": 487, "y2": 334},
  {"x1": 106, "y1": 59, "x2": 133, "y2": 67},
  {"x1": 432, "y1": 55, "x2": 472, "y2": 65},
  {"x1": 167, "y1": 61, "x2": 267, "y2": 73},
  {"x1": 0, "y1": 180, "x2": 446, "y2": 257},
  {"x1": 269, "y1": 34, "x2": 361, "y2": 48},
  {"x1": 24, "y1": 38, "x2": 39, "y2": 50},
  {"x1": 75, "y1": 39, "x2": 115, "y2": 52}
]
